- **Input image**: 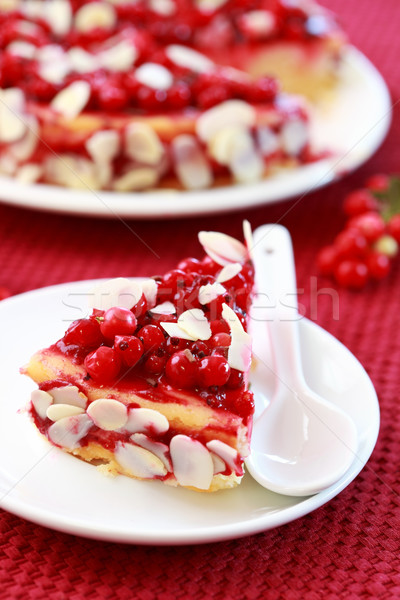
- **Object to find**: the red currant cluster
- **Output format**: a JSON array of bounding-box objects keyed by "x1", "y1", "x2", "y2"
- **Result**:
[
  {"x1": 60, "y1": 254, "x2": 253, "y2": 415},
  {"x1": 317, "y1": 175, "x2": 400, "y2": 288}
]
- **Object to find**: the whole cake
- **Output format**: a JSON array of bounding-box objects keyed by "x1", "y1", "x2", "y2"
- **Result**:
[
  {"x1": 22, "y1": 225, "x2": 255, "y2": 492},
  {"x1": 0, "y1": 0, "x2": 345, "y2": 191}
]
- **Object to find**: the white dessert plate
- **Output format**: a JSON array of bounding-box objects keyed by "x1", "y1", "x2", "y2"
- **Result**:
[
  {"x1": 0, "y1": 47, "x2": 392, "y2": 219},
  {"x1": 0, "y1": 280, "x2": 379, "y2": 544}
]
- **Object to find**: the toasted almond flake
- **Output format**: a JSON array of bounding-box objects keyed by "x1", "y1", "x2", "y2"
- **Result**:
[
  {"x1": 221, "y1": 303, "x2": 252, "y2": 372},
  {"x1": 178, "y1": 308, "x2": 212, "y2": 340},
  {"x1": 160, "y1": 321, "x2": 197, "y2": 341},
  {"x1": 51, "y1": 81, "x2": 91, "y2": 119},
  {"x1": 113, "y1": 167, "x2": 159, "y2": 191},
  {"x1": 135, "y1": 63, "x2": 173, "y2": 90},
  {"x1": 86, "y1": 130, "x2": 120, "y2": 164},
  {"x1": 281, "y1": 119, "x2": 308, "y2": 156},
  {"x1": 198, "y1": 231, "x2": 248, "y2": 266},
  {"x1": 208, "y1": 125, "x2": 252, "y2": 166},
  {"x1": 6, "y1": 41, "x2": 36, "y2": 59},
  {"x1": 166, "y1": 45, "x2": 214, "y2": 73},
  {"x1": 68, "y1": 47, "x2": 100, "y2": 74},
  {"x1": 47, "y1": 404, "x2": 85, "y2": 422},
  {"x1": 210, "y1": 452, "x2": 226, "y2": 474},
  {"x1": 229, "y1": 137, "x2": 264, "y2": 183},
  {"x1": 240, "y1": 10, "x2": 277, "y2": 37},
  {"x1": 0, "y1": 88, "x2": 27, "y2": 143},
  {"x1": 140, "y1": 278, "x2": 157, "y2": 308},
  {"x1": 10, "y1": 115, "x2": 39, "y2": 161},
  {"x1": 0, "y1": 155, "x2": 17, "y2": 175},
  {"x1": 125, "y1": 408, "x2": 169, "y2": 435},
  {"x1": 170, "y1": 435, "x2": 213, "y2": 490},
  {"x1": 198, "y1": 282, "x2": 226, "y2": 305},
  {"x1": 196, "y1": 0, "x2": 228, "y2": 10},
  {"x1": 206, "y1": 440, "x2": 239, "y2": 473},
  {"x1": 257, "y1": 126, "x2": 280, "y2": 156},
  {"x1": 46, "y1": 0, "x2": 72, "y2": 36},
  {"x1": 243, "y1": 220, "x2": 254, "y2": 262},
  {"x1": 48, "y1": 386, "x2": 88, "y2": 409},
  {"x1": 216, "y1": 262, "x2": 242, "y2": 283},
  {"x1": 99, "y1": 40, "x2": 138, "y2": 72},
  {"x1": 150, "y1": 0, "x2": 176, "y2": 16},
  {"x1": 21, "y1": 0, "x2": 42, "y2": 18},
  {"x1": 31, "y1": 389, "x2": 53, "y2": 420},
  {"x1": 196, "y1": 100, "x2": 256, "y2": 142},
  {"x1": 89, "y1": 277, "x2": 143, "y2": 311},
  {"x1": 150, "y1": 301, "x2": 176, "y2": 315},
  {"x1": 115, "y1": 441, "x2": 167, "y2": 478},
  {"x1": 15, "y1": 164, "x2": 43, "y2": 184},
  {"x1": 87, "y1": 399, "x2": 128, "y2": 431},
  {"x1": 75, "y1": 2, "x2": 116, "y2": 33},
  {"x1": 130, "y1": 433, "x2": 172, "y2": 471},
  {"x1": 48, "y1": 414, "x2": 93, "y2": 449},
  {"x1": 172, "y1": 134, "x2": 213, "y2": 190},
  {"x1": 0, "y1": 0, "x2": 19, "y2": 11},
  {"x1": 44, "y1": 155, "x2": 104, "y2": 190},
  {"x1": 125, "y1": 122, "x2": 164, "y2": 165}
]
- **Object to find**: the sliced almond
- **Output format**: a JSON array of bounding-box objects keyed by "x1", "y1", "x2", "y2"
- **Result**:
[
  {"x1": 31, "y1": 389, "x2": 53, "y2": 420},
  {"x1": 125, "y1": 407, "x2": 169, "y2": 435},
  {"x1": 242, "y1": 219, "x2": 254, "y2": 262},
  {"x1": 99, "y1": 40, "x2": 138, "y2": 72},
  {"x1": 221, "y1": 303, "x2": 252, "y2": 372},
  {"x1": 140, "y1": 278, "x2": 157, "y2": 308},
  {"x1": 165, "y1": 45, "x2": 214, "y2": 73},
  {"x1": 51, "y1": 81, "x2": 91, "y2": 119},
  {"x1": 46, "y1": 404, "x2": 84, "y2": 422},
  {"x1": 216, "y1": 263, "x2": 242, "y2": 283},
  {"x1": 0, "y1": 88, "x2": 27, "y2": 143},
  {"x1": 210, "y1": 452, "x2": 226, "y2": 475},
  {"x1": 48, "y1": 385, "x2": 88, "y2": 409},
  {"x1": 130, "y1": 433, "x2": 172, "y2": 472},
  {"x1": 240, "y1": 10, "x2": 277, "y2": 38},
  {"x1": 257, "y1": 126, "x2": 280, "y2": 156},
  {"x1": 149, "y1": 301, "x2": 176, "y2": 315},
  {"x1": 86, "y1": 130, "x2": 120, "y2": 164},
  {"x1": 172, "y1": 134, "x2": 213, "y2": 190},
  {"x1": 170, "y1": 435, "x2": 213, "y2": 490},
  {"x1": 89, "y1": 277, "x2": 143, "y2": 311},
  {"x1": 150, "y1": 0, "x2": 176, "y2": 16},
  {"x1": 44, "y1": 155, "x2": 104, "y2": 190},
  {"x1": 196, "y1": 100, "x2": 256, "y2": 143},
  {"x1": 0, "y1": 0, "x2": 19, "y2": 11},
  {"x1": 68, "y1": 47, "x2": 100, "y2": 74},
  {"x1": 198, "y1": 231, "x2": 248, "y2": 266},
  {"x1": 113, "y1": 167, "x2": 159, "y2": 191},
  {"x1": 87, "y1": 399, "x2": 128, "y2": 431},
  {"x1": 134, "y1": 63, "x2": 173, "y2": 90},
  {"x1": 281, "y1": 119, "x2": 308, "y2": 156},
  {"x1": 206, "y1": 440, "x2": 239, "y2": 473},
  {"x1": 160, "y1": 321, "x2": 197, "y2": 341},
  {"x1": 46, "y1": 0, "x2": 73, "y2": 36},
  {"x1": 229, "y1": 137, "x2": 264, "y2": 183},
  {"x1": 10, "y1": 115, "x2": 39, "y2": 162},
  {"x1": 208, "y1": 125, "x2": 252, "y2": 166},
  {"x1": 198, "y1": 282, "x2": 226, "y2": 305},
  {"x1": 6, "y1": 41, "x2": 37, "y2": 59},
  {"x1": 48, "y1": 414, "x2": 93, "y2": 449},
  {"x1": 125, "y1": 122, "x2": 164, "y2": 165},
  {"x1": 178, "y1": 309, "x2": 211, "y2": 340},
  {"x1": 196, "y1": 0, "x2": 228, "y2": 9},
  {"x1": 15, "y1": 164, "x2": 43, "y2": 184},
  {"x1": 75, "y1": 2, "x2": 116, "y2": 33},
  {"x1": 115, "y1": 441, "x2": 167, "y2": 478}
]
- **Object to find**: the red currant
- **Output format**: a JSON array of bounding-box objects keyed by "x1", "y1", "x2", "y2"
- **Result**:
[
  {"x1": 209, "y1": 332, "x2": 231, "y2": 348},
  {"x1": 84, "y1": 346, "x2": 121, "y2": 382},
  {"x1": 387, "y1": 214, "x2": 400, "y2": 243},
  {"x1": 201, "y1": 256, "x2": 220, "y2": 275},
  {"x1": 165, "y1": 350, "x2": 196, "y2": 388},
  {"x1": 316, "y1": 245, "x2": 338, "y2": 276},
  {"x1": 190, "y1": 341, "x2": 209, "y2": 357},
  {"x1": 210, "y1": 319, "x2": 230, "y2": 335},
  {"x1": 334, "y1": 229, "x2": 368, "y2": 259},
  {"x1": 347, "y1": 212, "x2": 385, "y2": 243},
  {"x1": 343, "y1": 189, "x2": 379, "y2": 217},
  {"x1": 226, "y1": 369, "x2": 244, "y2": 389},
  {"x1": 366, "y1": 252, "x2": 391, "y2": 280},
  {"x1": 159, "y1": 269, "x2": 192, "y2": 297},
  {"x1": 100, "y1": 307, "x2": 137, "y2": 340},
  {"x1": 144, "y1": 352, "x2": 166, "y2": 375},
  {"x1": 166, "y1": 82, "x2": 191, "y2": 109},
  {"x1": 114, "y1": 335, "x2": 144, "y2": 367},
  {"x1": 365, "y1": 173, "x2": 389, "y2": 192},
  {"x1": 64, "y1": 318, "x2": 103, "y2": 348},
  {"x1": 334, "y1": 260, "x2": 369, "y2": 289},
  {"x1": 137, "y1": 324, "x2": 165, "y2": 352},
  {"x1": 166, "y1": 336, "x2": 188, "y2": 354},
  {"x1": 177, "y1": 257, "x2": 202, "y2": 273},
  {"x1": 245, "y1": 77, "x2": 279, "y2": 104},
  {"x1": 197, "y1": 355, "x2": 231, "y2": 387},
  {"x1": 132, "y1": 293, "x2": 148, "y2": 319},
  {"x1": 97, "y1": 85, "x2": 128, "y2": 112}
]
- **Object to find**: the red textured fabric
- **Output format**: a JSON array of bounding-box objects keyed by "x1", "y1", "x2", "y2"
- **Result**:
[{"x1": 1, "y1": 1, "x2": 400, "y2": 598}]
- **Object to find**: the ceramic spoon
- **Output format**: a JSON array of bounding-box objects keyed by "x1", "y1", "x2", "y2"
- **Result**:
[{"x1": 245, "y1": 224, "x2": 358, "y2": 496}]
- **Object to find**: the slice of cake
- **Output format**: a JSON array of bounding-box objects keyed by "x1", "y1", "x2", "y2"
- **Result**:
[
  {"x1": 22, "y1": 225, "x2": 255, "y2": 492},
  {"x1": 0, "y1": 0, "x2": 345, "y2": 191}
]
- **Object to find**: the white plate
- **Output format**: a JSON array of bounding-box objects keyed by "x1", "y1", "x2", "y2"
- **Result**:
[
  {"x1": 0, "y1": 47, "x2": 391, "y2": 219},
  {"x1": 0, "y1": 280, "x2": 379, "y2": 544}
]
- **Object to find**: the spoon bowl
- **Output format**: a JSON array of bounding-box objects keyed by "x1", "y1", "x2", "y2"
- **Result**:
[{"x1": 245, "y1": 225, "x2": 358, "y2": 496}]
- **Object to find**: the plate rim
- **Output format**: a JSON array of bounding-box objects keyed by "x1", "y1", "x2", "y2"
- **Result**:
[
  {"x1": 0, "y1": 281, "x2": 380, "y2": 545},
  {"x1": 0, "y1": 46, "x2": 392, "y2": 220}
]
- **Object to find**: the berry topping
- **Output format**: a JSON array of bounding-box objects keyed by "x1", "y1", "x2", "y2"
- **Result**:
[
  {"x1": 64, "y1": 318, "x2": 103, "y2": 348},
  {"x1": 165, "y1": 349, "x2": 196, "y2": 388},
  {"x1": 100, "y1": 306, "x2": 137, "y2": 340},
  {"x1": 197, "y1": 355, "x2": 231, "y2": 388},
  {"x1": 84, "y1": 346, "x2": 121, "y2": 383},
  {"x1": 137, "y1": 324, "x2": 165, "y2": 352},
  {"x1": 114, "y1": 335, "x2": 144, "y2": 367}
]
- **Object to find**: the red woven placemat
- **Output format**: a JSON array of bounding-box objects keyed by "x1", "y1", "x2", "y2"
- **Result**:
[{"x1": 1, "y1": 1, "x2": 400, "y2": 598}]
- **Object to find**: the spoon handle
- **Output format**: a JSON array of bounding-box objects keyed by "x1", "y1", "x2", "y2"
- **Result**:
[{"x1": 251, "y1": 224, "x2": 304, "y2": 388}]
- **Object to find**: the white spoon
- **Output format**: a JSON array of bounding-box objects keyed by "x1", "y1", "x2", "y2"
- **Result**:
[{"x1": 245, "y1": 224, "x2": 358, "y2": 496}]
